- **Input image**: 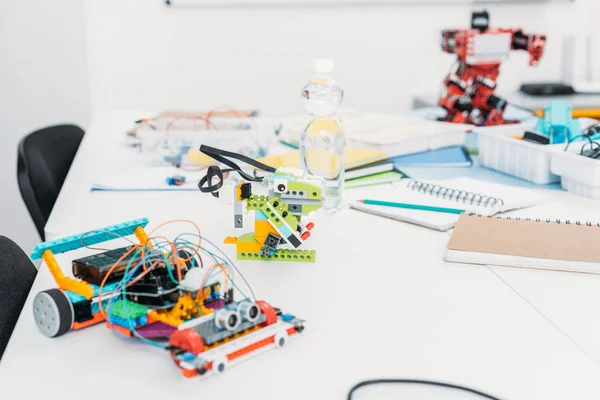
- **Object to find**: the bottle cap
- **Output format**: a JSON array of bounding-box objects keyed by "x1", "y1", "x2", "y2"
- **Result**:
[{"x1": 313, "y1": 59, "x2": 334, "y2": 74}]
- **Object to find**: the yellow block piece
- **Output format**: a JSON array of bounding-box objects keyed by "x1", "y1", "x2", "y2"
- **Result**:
[
  {"x1": 42, "y1": 250, "x2": 94, "y2": 300},
  {"x1": 134, "y1": 226, "x2": 151, "y2": 247},
  {"x1": 149, "y1": 295, "x2": 213, "y2": 327},
  {"x1": 255, "y1": 220, "x2": 278, "y2": 243},
  {"x1": 235, "y1": 181, "x2": 245, "y2": 201},
  {"x1": 236, "y1": 241, "x2": 262, "y2": 253},
  {"x1": 224, "y1": 236, "x2": 238, "y2": 244}
]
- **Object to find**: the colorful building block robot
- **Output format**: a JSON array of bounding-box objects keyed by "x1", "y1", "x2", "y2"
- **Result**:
[
  {"x1": 439, "y1": 10, "x2": 546, "y2": 126},
  {"x1": 197, "y1": 145, "x2": 323, "y2": 262},
  {"x1": 30, "y1": 218, "x2": 305, "y2": 379}
]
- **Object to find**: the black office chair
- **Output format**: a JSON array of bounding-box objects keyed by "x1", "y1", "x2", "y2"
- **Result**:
[
  {"x1": 0, "y1": 236, "x2": 37, "y2": 360},
  {"x1": 17, "y1": 124, "x2": 84, "y2": 240}
]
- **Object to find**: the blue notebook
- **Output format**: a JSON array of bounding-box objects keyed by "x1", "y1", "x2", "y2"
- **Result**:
[{"x1": 392, "y1": 146, "x2": 472, "y2": 168}]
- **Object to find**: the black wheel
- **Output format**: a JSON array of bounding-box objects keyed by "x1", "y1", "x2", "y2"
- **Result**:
[{"x1": 33, "y1": 289, "x2": 73, "y2": 338}]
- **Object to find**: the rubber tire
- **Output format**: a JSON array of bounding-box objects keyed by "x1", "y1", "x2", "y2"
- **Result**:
[{"x1": 33, "y1": 289, "x2": 73, "y2": 338}]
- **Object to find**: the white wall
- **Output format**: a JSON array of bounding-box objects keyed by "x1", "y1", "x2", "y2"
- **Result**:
[
  {"x1": 0, "y1": 0, "x2": 90, "y2": 252},
  {"x1": 86, "y1": 0, "x2": 594, "y2": 118}
]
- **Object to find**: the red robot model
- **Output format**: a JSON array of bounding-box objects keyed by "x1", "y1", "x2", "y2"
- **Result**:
[{"x1": 438, "y1": 11, "x2": 546, "y2": 126}]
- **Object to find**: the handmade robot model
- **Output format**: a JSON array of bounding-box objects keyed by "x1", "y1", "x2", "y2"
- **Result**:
[
  {"x1": 30, "y1": 218, "x2": 305, "y2": 379},
  {"x1": 197, "y1": 145, "x2": 324, "y2": 262},
  {"x1": 438, "y1": 10, "x2": 546, "y2": 126}
]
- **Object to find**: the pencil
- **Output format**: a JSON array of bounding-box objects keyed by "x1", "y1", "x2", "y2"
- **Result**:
[{"x1": 357, "y1": 199, "x2": 465, "y2": 215}]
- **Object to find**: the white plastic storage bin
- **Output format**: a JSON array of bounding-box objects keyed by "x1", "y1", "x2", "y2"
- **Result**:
[
  {"x1": 476, "y1": 121, "x2": 564, "y2": 184},
  {"x1": 551, "y1": 143, "x2": 600, "y2": 198}
]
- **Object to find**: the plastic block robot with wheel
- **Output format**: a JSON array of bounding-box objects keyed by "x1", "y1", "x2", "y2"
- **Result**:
[
  {"x1": 29, "y1": 218, "x2": 306, "y2": 379},
  {"x1": 197, "y1": 145, "x2": 324, "y2": 262}
]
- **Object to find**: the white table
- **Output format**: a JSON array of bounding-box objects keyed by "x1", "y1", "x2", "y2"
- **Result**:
[{"x1": 3, "y1": 111, "x2": 600, "y2": 399}]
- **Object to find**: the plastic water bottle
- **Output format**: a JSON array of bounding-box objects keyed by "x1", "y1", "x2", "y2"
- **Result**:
[{"x1": 300, "y1": 59, "x2": 345, "y2": 213}]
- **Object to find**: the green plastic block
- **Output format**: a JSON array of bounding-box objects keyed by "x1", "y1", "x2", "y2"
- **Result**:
[
  {"x1": 237, "y1": 249, "x2": 316, "y2": 263},
  {"x1": 110, "y1": 299, "x2": 148, "y2": 319},
  {"x1": 285, "y1": 182, "x2": 322, "y2": 200},
  {"x1": 259, "y1": 197, "x2": 284, "y2": 228},
  {"x1": 245, "y1": 195, "x2": 269, "y2": 211},
  {"x1": 236, "y1": 233, "x2": 259, "y2": 243},
  {"x1": 266, "y1": 196, "x2": 298, "y2": 229}
]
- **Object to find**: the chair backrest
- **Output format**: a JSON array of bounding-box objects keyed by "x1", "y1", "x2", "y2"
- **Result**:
[
  {"x1": 0, "y1": 236, "x2": 37, "y2": 360},
  {"x1": 17, "y1": 125, "x2": 84, "y2": 240}
]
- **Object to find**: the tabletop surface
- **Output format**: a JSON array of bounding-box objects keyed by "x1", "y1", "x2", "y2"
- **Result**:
[{"x1": 3, "y1": 110, "x2": 600, "y2": 399}]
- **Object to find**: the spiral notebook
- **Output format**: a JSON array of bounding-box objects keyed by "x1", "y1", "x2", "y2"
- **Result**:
[
  {"x1": 446, "y1": 213, "x2": 600, "y2": 274},
  {"x1": 349, "y1": 177, "x2": 550, "y2": 231}
]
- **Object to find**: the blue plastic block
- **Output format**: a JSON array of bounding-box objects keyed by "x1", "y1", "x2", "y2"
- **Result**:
[
  {"x1": 278, "y1": 223, "x2": 293, "y2": 238},
  {"x1": 281, "y1": 314, "x2": 295, "y2": 322},
  {"x1": 64, "y1": 282, "x2": 120, "y2": 303},
  {"x1": 181, "y1": 352, "x2": 195, "y2": 362},
  {"x1": 109, "y1": 315, "x2": 135, "y2": 329},
  {"x1": 31, "y1": 218, "x2": 149, "y2": 259},
  {"x1": 136, "y1": 315, "x2": 148, "y2": 326},
  {"x1": 166, "y1": 175, "x2": 186, "y2": 186},
  {"x1": 535, "y1": 101, "x2": 582, "y2": 144},
  {"x1": 255, "y1": 211, "x2": 268, "y2": 221}
]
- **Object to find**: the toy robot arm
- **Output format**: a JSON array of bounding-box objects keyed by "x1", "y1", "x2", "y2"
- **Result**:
[
  {"x1": 441, "y1": 29, "x2": 459, "y2": 54},
  {"x1": 512, "y1": 29, "x2": 546, "y2": 66}
]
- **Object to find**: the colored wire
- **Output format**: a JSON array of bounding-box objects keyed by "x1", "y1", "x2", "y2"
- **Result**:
[
  {"x1": 347, "y1": 379, "x2": 502, "y2": 400},
  {"x1": 89, "y1": 220, "x2": 257, "y2": 349},
  {"x1": 147, "y1": 220, "x2": 202, "y2": 260},
  {"x1": 201, "y1": 236, "x2": 256, "y2": 300},
  {"x1": 97, "y1": 245, "x2": 140, "y2": 320}
]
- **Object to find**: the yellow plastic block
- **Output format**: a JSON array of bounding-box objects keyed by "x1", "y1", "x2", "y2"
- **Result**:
[
  {"x1": 42, "y1": 250, "x2": 94, "y2": 300},
  {"x1": 255, "y1": 220, "x2": 278, "y2": 240},
  {"x1": 150, "y1": 295, "x2": 214, "y2": 327},
  {"x1": 134, "y1": 226, "x2": 151, "y2": 247},
  {"x1": 235, "y1": 181, "x2": 245, "y2": 201},
  {"x1": 224, "y1": 236, "x2": 238, "y2": 244},
  {"x1": 236, "y1": 241, "x2": 262, "y2": 253}
]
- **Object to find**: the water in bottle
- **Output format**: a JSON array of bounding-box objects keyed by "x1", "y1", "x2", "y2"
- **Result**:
[{"x1": 300, "y1": 59, "x2": 345, "y2": 213}]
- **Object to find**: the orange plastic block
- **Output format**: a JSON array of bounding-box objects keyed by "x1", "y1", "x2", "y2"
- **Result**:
[
  {"x1": 106, "y1": 322, "x2": 133, "y2": 337},
  {"x1": 42, "y1": 250, "x2": 94, "y2": 300},
  {"x1": 227, "y1": 335, "x2": 275, "y2": 362},
  {"x1": 72, "y1": 312, "x2": 105, "y2": 330},
  {"x1": 182, "y1": 368, "x2": 198, "y2": 378}
]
